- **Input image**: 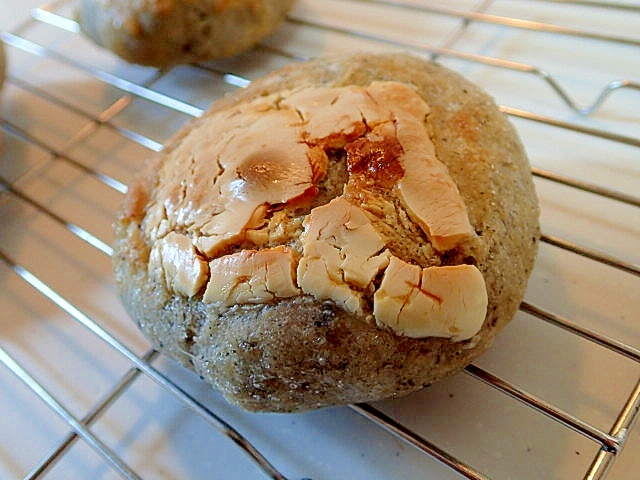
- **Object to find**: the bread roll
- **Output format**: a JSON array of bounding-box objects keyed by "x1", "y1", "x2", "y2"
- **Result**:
[
  {"x1": 0, "y1": 41, "x2": 5, "y2": 91},
  {"x1": 76, "y1": 0, "x2": 295, "y2": 67},
  {"x1": 113, "y1": 52, "x2": 540, "y2": 412}
]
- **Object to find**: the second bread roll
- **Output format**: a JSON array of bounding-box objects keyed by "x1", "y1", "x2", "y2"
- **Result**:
[{"x1": 76, "y1": 0, "x2": 295, "y2": 67}]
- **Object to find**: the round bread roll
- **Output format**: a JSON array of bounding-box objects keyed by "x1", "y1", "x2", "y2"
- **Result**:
[
  {"x1": 114, "y1": 52, "x2": 540, "y2": 412},
  {"x1": 76, "y1": 0, "x2": 295, "y2": 67}
]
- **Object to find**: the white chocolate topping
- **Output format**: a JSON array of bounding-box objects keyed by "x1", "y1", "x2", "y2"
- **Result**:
[
  {"x1": 373, "y1": 256, "x2": 488, "y2": 341},
  {"x1": 297, "y1": 197, "x2": 391, "y2": 314},
  {"x1": 144, "y1": 82, "x2": 486, "y2": 339}
]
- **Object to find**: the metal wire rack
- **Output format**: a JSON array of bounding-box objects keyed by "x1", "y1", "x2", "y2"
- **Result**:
[{"x1": 1, "y1": 0, "x2": 639, "y2": 479}]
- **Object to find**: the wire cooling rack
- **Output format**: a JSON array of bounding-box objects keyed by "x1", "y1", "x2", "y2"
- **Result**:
[{"x1": 1, "y1": 0, "x2": 639, "y2": 479}]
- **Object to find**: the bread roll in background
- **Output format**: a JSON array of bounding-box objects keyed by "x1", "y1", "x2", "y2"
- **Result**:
[
  {"x1": 76, "y1": 0, "x2": 296, "y2": 67},
  {"x1": 113, "y1": 52, "x2": 540, "y2": 412},
  {"x1": 0, "y1": 41, "x2": 5, "y2": 91}
]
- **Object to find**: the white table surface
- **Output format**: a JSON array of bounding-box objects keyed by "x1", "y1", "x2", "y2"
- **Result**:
[{"x1": 1, "y1": 0, "x2": 44, "y2": 32}]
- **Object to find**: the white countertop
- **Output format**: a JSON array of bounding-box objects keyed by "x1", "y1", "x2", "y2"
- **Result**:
[
  {"x1": 1, "y1": 0, "x2": 44, "y2": 32},
  {"x1": 1, "y1": 1, "x2": 639, "y2": 479}
]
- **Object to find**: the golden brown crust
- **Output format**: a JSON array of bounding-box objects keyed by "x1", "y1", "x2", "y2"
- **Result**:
[
  {"x1": 76, "y1": 0, "x2": 296, "y2": 67},
  {"x1": 113, "y1": 52, "x2": 540, "y2": 412}
]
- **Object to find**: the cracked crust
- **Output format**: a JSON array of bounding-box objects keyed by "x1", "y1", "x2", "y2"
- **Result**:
[
  {"x1": 75, "y1": 0, "x2": 296, "y2": 67},
  {"x1": 113, "y1": 52, "x2": 540, "y2": 412}
]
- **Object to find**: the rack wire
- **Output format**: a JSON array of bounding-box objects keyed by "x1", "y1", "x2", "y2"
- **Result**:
[{"x1": 1, "y1": 0, "x2": 639, "y2": 479}]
